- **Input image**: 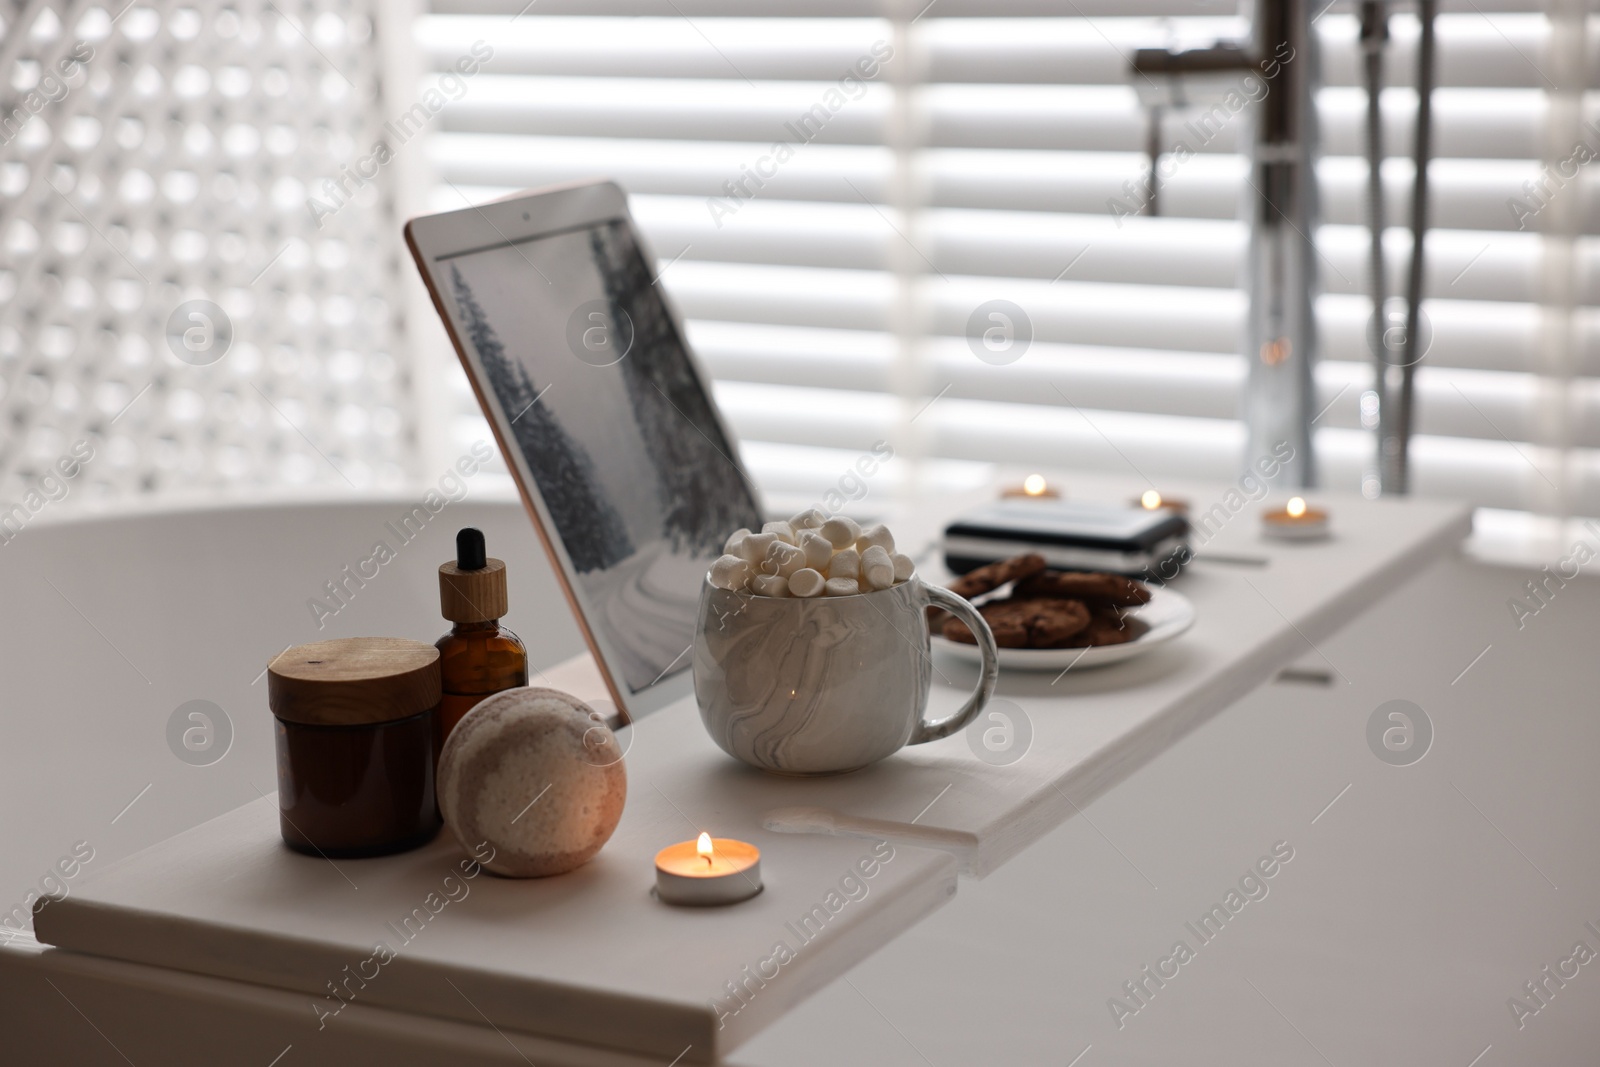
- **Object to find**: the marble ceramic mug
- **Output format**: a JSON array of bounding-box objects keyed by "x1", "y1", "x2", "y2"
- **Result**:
[{"x1": 693, "y1": 575, "x2": 1000, "y2": 775}]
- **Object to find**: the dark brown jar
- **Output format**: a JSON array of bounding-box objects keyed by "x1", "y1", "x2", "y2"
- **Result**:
[{"x1": 268, "y1": 637, "x2": 443, "y2": 858}]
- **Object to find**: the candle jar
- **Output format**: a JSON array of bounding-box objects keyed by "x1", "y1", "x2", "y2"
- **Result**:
[{"x1": 268, "y1": 638, "x2": 443, "y2": 858}]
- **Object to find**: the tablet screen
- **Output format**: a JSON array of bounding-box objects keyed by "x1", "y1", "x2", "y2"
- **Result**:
[{"x1": 441, "y1": 219, "x2": 761, "y2": 694}]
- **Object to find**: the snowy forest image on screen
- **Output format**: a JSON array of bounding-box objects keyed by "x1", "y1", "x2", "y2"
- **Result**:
[{"x1": 446, "y1": 220, "x2": 760, "y2": 693}]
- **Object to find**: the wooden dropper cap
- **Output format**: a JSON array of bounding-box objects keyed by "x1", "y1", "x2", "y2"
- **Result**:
[{"x1": 439, "y1": 527, "x2": 508, "y2": 623}]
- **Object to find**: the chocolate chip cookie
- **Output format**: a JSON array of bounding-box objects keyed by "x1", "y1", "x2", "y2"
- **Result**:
[
  {"x1": 942, "y1": 596, "x2": 1091, "y2": 649},
  {"x1": 947, "y1": 552, "x2": 1049, "y2": 600},
  {"x1": 944, "y1": 607, "x2": 1026, "y2": 647},
  {"x1": 1059, "y1": 611, "x2": 1148, "y2": 648},
  {"x1": 1013, "y1": 571, "x2": 1152, "y2": 606}
]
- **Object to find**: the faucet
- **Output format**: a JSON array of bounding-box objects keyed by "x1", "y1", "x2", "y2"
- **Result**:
[
  {"x1": 1133, "y1": 0, "x2": 1321, "y2": 490},
  {"x1": 1375, "y1": 0, "x2": 1436, "y2": 496},
  {"x1": 1133, "y1": 1, "x2": 1437, "y2": 495}
]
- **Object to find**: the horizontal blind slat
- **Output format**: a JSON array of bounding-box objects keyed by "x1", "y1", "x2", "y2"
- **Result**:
[
  {"x1": 432, "y1": 2, "x2": 1547, "y2": 17},
  {"x1": 425, "y1": 13, "x2": 1565, "y2": 89},
  {"x1": 433, "y1": 138, "x2": 1576, "y2": 234},
  {"x1": 430, "y1": 186, "x2": 1541, "y2": 304},
  {"x1": 699, "y1": 317, "x2": 1596, "y2": 448},
  {"x1": 716, "y1": 390, "x2": 1597, "y2": 512},
  {"x1": 434, "y1": 81, "x2": 1557, "y2": 154},
  {"x1": 431, "y1": 2, "x2": 1246, "y2": 17},
  {"x1": 419, "y1": 201, "x2": 1572, "y2": 377}
]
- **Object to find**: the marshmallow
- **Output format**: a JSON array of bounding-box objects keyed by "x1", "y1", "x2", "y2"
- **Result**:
[
  {"x1": 860, "y1": 545, "x2": 894, "y2": 590},
  {"x1": 788, "y1": 568, "x2": 825, "y2": 598},
  {"x1": 763, "y1": 539, "x2": 805, "y2": 578},
  {"x1": 739, "y1": 531, "x2": 777, "y2": 566},
  {"x1": 714, "y1": 519, "x2": 911, "y2": 598},
  {"x1": 751, "y1": 573, "x2": 791, "y2": 598},
  {"x1": 708, "y1": 554, "x2": 752, "y2": 591},
  {"x1": 820, "y1": 516, "x2": 861, "y2": 549},
  {"x1": 828, "y1": 547, "x2": 860, "y2": 581},
  {"x1": 856, "y1": 523, "x2": 895, "y2": 555},
  {"x1": 798, "y1": 529, "x2": 832, "y2": 571}
]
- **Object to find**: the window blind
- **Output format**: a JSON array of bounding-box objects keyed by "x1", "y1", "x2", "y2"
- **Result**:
[{"x1": 419, "y1": 0, "x2": 1596, "y2": 528}]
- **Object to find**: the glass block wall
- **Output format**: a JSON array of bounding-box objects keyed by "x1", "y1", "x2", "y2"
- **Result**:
[{"x1": 0, "y1": 0, "x2": 418, "y2": 522}]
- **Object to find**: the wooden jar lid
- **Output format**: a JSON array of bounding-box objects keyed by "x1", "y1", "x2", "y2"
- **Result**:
[
  {"x1": 439, "y1": 557, "x2": 509, "y2": 623},
  {"x1": 268, "y1": 638, "x2": 441, "y2": 727}
]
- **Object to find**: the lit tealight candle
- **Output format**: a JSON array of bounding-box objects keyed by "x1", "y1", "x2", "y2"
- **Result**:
[
  {"x1": 1132, "y1": 489, "x2": 1189, "y2": 514},
  {"x1": 1002, "y1": 474, "x2": 1061, "y2": 499},
  {"x1": 1262, "y1": 496, "x2": 1330, "y2": 540},
  {"x1": 654, "y1": 832, "x2": 762, "y2": 906}
]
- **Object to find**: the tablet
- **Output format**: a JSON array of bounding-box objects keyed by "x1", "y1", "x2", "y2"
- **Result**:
[{"x1": 405, "y1": 181, "x2": 763, "y2": 725}]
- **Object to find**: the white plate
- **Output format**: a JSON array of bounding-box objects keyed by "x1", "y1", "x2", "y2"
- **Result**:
[{"x1": 932, "y1": 586, "x2": 1197, "y2": 672}]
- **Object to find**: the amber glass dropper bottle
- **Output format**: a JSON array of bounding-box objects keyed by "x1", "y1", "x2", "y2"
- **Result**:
[{"x1": 435, "y1": 527, "x2": 528, "y2": 754}]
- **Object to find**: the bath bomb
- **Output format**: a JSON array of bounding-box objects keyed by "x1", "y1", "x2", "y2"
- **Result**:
[{"x1": 438, "y1": 687, "x2": 627, "y2": 878}]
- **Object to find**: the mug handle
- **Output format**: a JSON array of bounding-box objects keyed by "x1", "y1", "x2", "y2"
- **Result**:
[{"x1": 911, "y1": 584, "x2": 1000, "y2": 745}]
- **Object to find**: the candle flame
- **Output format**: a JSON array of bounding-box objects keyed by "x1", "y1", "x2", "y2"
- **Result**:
[
  {"x1": 1022, "y1": 474, "x2": 1047, "y2": 496},
  {"x1": 1141, "y1": 490, "x2": 1162, "y2": 510},
  {"x1": 1287, "y1": 496, "x2": 1307, "y2": 518},
  {"x1": 697, "y1": 832, "x2": 713, "y2": 865}
]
